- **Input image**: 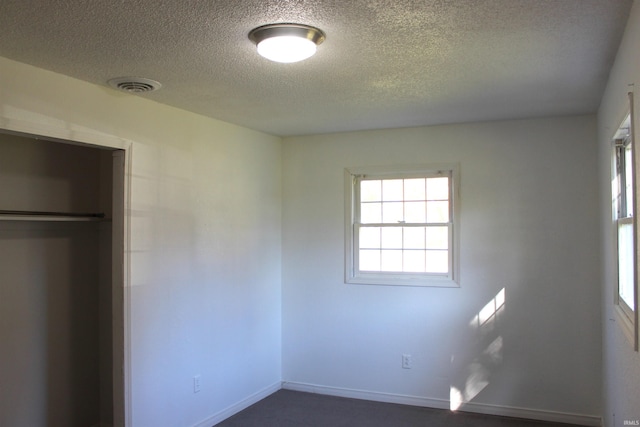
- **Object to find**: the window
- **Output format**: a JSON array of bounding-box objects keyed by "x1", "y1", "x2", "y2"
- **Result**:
[
  {"x1": 612, "y1": 105, "x2": 639, "y2": 351},
  {"x1": 345, "y1": 164, "x2": 459, "y2": 287}
]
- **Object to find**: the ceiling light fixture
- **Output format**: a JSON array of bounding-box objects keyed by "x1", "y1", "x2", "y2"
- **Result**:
[{"x1": 248, "y1": 23, "x2": 325, "y2": 63}]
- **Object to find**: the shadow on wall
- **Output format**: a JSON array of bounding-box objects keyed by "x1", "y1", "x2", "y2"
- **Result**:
[{"x1": 450, "y1": 287, "x2": 505, "y2": 411}]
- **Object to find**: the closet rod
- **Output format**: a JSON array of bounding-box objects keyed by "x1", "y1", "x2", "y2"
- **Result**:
[{"x1": 0, "y1": 209, "x2": 105, "y2": 218}]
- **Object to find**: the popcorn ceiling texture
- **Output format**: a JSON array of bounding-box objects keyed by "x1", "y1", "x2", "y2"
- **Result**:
[{"x1": 0, "y1": 0, "x2": 632, "y2": 136}]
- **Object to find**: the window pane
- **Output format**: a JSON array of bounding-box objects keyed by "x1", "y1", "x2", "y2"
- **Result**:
[
  {"x1": 381, "y1": 227, "x2": 403, "y2": 249},
  {"x1": 361, "y1": 180, "x2": 382, "y2": 202},
  {"x1": 382, "y1": 202, "x2": 403, "y2": 223},
  {"x1": 405, "y1": 201, "x2": 426, "y2": 223},
  {"x1": 404, "y1": 178, "x2": 426, "y2": 201},
  {"x1": 619, "y1": 222, "x2": 636, "y2": 310},
  {"x1": 359, "y1": 249, "x2": 380, "y2": 271},
  {"x1": 404, "y1": 250, "x2": 426, "y2": 272},
  {"x1": 426, "y1": 226, "x2": 449, "y2": 249},
  {"x1": 625, "y1": 145, "x2": 634, "y2": 217},
  {"x1": 404, "y1": 227, "x2": 426, "y2": 249},
  {"x1": 359, "y1": 227, "x2": 381, "y2": 249},
  {"x1": 349, "y1": 167, "x2": 458, "y2": 286},
  {"x1": 381, "y1": 249, "x2": 403, "y2": 272},
  {"x1": 382, "y1": 179, "x2": 403, "y2": 201},
  {"x1": 426, "y1": 250, "x2": 449, "y2": 273},
  {"x1": 427, "y1": 177, "x2": 449, "y2": 200},
  {"x1": 361, "y1": 202, "x2": 382, "y2": 223},
  {"x1": 614, "y1": 165, "x2": 622, "y2": 220},
  {"x1": 427, "y1": 201, "x2": 449, "y2": 223}
]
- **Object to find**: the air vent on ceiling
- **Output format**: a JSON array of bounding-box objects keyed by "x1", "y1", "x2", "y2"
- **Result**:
[{"x1": 108, "y1": 77, "x2": 162, "y2": 93}]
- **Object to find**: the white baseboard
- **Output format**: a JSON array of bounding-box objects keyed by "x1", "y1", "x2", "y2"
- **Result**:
[
  {"x1": 281, "y1": 381, "x2": 602, "y2": 427},
  {"x1": 282, "y1": 381, "x2": 450, "y2": 409},
  {"x1": 193, "y1": 381, "x2": 281, "y2": 427}
]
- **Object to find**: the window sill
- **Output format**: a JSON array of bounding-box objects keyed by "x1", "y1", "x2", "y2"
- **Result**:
[
  {"x1": 346, "y1": 273, "x2": 459, "y2": 288},
  {"x1": 614, "y1": 303, "x2": 638, "y2": 351}
]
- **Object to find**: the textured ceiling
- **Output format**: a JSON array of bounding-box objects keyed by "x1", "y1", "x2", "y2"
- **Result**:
[{"x1": 0, "y1": 0, "x2": 633, "y2": 136}]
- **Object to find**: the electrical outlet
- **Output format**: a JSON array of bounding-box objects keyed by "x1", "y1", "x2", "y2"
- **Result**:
[
  {"x1": 402, "y1": 354, "x2": 413, "y2": 369},
  {"x1": 193, "y1": 375, "x2": 201, "y2": 393}
]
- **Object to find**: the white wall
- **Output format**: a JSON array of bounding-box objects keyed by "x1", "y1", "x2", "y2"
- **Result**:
[
  {"x1": 0, "y1": 56, "x2": 283, "y2": 427},
  {"x1": 597, "y1": 1, "x2": 640, "y2": 426},
  {"x1": 282, "y1": 116, "x2": 602, "y2": 423}
]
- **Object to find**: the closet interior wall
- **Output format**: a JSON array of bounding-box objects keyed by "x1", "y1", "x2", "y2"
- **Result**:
[{"x1": 0, "y1": 132, "x2": 116, "y2": 427}]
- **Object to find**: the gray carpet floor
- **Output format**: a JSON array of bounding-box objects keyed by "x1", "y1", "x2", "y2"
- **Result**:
[{"x1": 214, "y1": 390, "x2": 588, "y2": 427}]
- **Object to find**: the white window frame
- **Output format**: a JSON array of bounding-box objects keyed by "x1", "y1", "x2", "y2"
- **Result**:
[
  {"x1": 612, "y1": 93, "x2": 640, "y2": 351},
  {"x1": 345, "y1": 164, "x2": 460, "y2": 287}
]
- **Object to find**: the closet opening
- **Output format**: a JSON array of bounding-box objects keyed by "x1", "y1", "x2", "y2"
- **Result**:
[{"x1": 0, "y1": 128, "x2": 129, "y2": 427}]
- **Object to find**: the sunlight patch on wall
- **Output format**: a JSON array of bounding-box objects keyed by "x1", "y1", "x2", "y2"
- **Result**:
[
  {"x1": 450, "y1": 288, "x2": 505, "y2": 411},
  {"x1": 469, "y1": 287, "x2": 505, "y2": 333}
]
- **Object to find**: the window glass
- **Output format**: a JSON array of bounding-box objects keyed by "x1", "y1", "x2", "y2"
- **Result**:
[
  {"x1": 361, "y1": 180, "x2": 381, "y2": 202},
  {"x1": 405, "y1": 201, "x2": 426, "y2": 223},
  {"x1": 346, "y1": 165, "x2": 459, "y2": 287},
  {"x1": 611, "y1": 109, "x2": 638, "y2": 350},
  {"x1": 426, "y1": 250, "x2": 449, "y2": 274},
  {"x1": 625, "y1": 144, "x2": 634, "y2": 218},
  {"x1": 359, "y1": 249, "x2": 380, "y2": 271},
  {"x1": 427, "y1": 177, "x2": 449, "y2": 200},
  {"x1": 404, "y1": 250, "x2": 426, "y2": 272},
  {"x1": 426, "y1": 226, "x2": 449, "y2": 250},
  {"x1": 426, "y1": 201, "x2": 449, "y2": 223},
  {"x1": 359, "y1": 227, "x2": 380, "y2": 249},
  {"x1": 382, "y1": 202, "x2": 403, "y2": 223},
  {"x1": 381, "y1": 227, "x2": 403, "y2": 249},
  {"x1": 361, "y1": 203, "x2": 381, "y2": 224},
  {"x1": 382, "y1": 179, "x2": 403, "y2": 201},
  {"x1": 618, "y1": 222, "x2": 635, "y2": 310},
  {"x1": 403, "y1": 227, "x2": 426, "y2": 249},
  {"x1": 404, "y1": 178, "x2": 426, "y2": 200}
]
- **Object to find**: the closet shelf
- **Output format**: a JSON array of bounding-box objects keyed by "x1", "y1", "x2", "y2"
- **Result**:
[{"x1": 0, "y1": 209, "x2": 108, "y2": 222}]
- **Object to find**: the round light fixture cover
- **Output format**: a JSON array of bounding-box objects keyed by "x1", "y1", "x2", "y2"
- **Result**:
[{"x1": 249, "y1": 23, "x2": 325, "y2": 63}]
